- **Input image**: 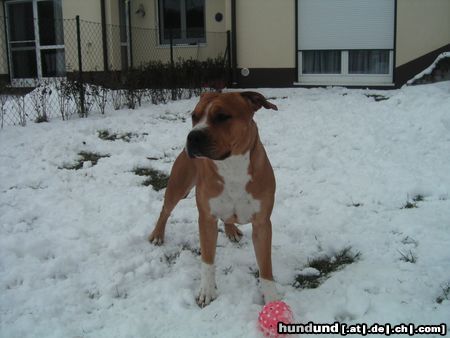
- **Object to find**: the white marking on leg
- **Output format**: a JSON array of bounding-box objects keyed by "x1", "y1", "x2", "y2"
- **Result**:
[
  {"x1": 197, "y1": 262, "x2": 217, "y2": 306},
  {"x1": 260, "y1": 278, "x2": 281, "y2": 303}
]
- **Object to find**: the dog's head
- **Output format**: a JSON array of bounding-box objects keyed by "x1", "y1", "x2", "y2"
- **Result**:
[{"x1": 185, "y1": 91, "x2": 277, "y2": 161}]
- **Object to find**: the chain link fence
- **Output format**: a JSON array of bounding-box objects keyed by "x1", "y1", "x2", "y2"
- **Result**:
[{"x1": 0, "y1": 16, "x2": 230, "y2": 128}]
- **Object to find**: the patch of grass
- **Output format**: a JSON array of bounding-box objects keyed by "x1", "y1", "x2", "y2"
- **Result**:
[
  {"x1": 113, "y1": 285, "x2": 128, "y2": 299},
  {"x1": 366, "y1": 94, "x2": 389, "y2": 102},
  {"x1": 402, "y1": 194, "x2": 425, "y2": 209},
  {"x1": 398, "y1": 249, "x2": 417, "y2": 263},
  {"x1": 35, "y1": 115, "x2": 49, "y2": 123},
  {"x1": 293, "y1": 247, "x2": 361, "y2": 289},
  {"x1": 98, "y1": 129, "x2": 141, "y2": 142},
  {"x1": 60, "y1": 151, "x2": 110, "y2": 170},
  {"x1": 294, "y1": 273, "x2": 322, "y2": 289},
  {"x1": 412, "y1": 194, "x2": 424, "y2": 202},
  {"x1": 401, "y1": 236, "x2": 418, "y2": 247},
  {"x1": 86, "y1": 289, "x2": 101, "y2": 300},
  {"x1": 402, "y1": 201, "x2": 418, "y2": 209},
  {"x1": 163, "y1": 251, "x2": 180, "y2": 266},
  {"x1": 266, "y1": 96, "x2": 288, "y2": 100},
  {"x1": 161, "y1": 244, "x2": 201, "y2": 267},
  {"x1": 133, "y1": 167, "x2": 169, "y2": 191},
  {"x1": 436, "y1": 282, "x2": 450, "y2": 304},
  {"x1": 181, "y1": 243, "x2": 201, "y2": 256},
  {"x1": 249, "y1": 267, "x2": 260, "y2": 279}
]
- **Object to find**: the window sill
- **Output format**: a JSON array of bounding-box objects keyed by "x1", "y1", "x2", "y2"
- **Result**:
[
  {"x1": 294, "y1": 81, "x2": 395, "y2": 87},
  {"x1": 157, "y1": 43, "x2": 207, "y2": 49}
]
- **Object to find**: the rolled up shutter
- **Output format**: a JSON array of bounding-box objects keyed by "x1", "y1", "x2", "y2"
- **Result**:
[{"x1": 298, "y1": 0, "x2": 395, "y2": 50}]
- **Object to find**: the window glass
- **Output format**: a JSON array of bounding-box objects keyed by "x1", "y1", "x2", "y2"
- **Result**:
[
  {"x1": 38, "y1": 0, "x2": 64, "y2": 46},
  {"x1": 162, "y1": 0, "x2": 182, "y2": 40},
  {"x1": 186, "y1": 0, "x2": 205, "y2": 39},
  {"x1": 12, "y1": 50, "x2": 38, "y2": 78},
  {"x1": 41, "y1": 49, "x2": 66, "y2": 77},
  {"x1": 302, "y1": 50, "x2": 341, "y2": 74},
  {"x1": 159, "y1": 0, "x2": 205, "y2": 44},
  {"x1": 349, "y1": 50, "x2": 389, "y2": 74},
  {"x1": 8, "y1": 2, "x2": 35, "y2": 42}
]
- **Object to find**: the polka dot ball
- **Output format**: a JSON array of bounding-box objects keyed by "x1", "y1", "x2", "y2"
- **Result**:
[{"x1": 258, "y1": 301, "x2": 294, "y2": 337}]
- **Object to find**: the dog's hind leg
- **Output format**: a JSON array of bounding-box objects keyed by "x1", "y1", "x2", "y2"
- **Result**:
[
  {"x1": 148, "y1": 151, "x2": 196, "y2": 245},
  {"x1": 224, "y1": 223, "x2": 243, "y2": 242}
]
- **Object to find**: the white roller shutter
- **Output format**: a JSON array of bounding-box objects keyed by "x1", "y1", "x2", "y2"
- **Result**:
[{"x1": 298, "y1": 0, "x2": 395, "y2": 50}]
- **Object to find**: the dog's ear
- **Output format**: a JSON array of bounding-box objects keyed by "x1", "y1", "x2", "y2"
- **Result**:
[{"x1": 240, "y1": 91, "x2": 278, "y2": 112}]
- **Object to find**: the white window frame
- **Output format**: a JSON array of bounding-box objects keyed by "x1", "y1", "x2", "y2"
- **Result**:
[
  {"x1": 297, "y1": 50, "x2": 394, "y2": 86},
  {"x1": 5, "y1": 0, "x2": 65, "y2": 86},
  {"x1": 157, "y1": 0, "x2": 206, "y2": 46}
]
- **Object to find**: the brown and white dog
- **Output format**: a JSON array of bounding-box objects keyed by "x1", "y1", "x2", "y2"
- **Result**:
[{"x1": 148, "y1": 91, "x2": 280, "y2": 307}]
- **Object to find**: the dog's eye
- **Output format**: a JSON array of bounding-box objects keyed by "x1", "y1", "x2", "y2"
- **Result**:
[{"x1": 215, "y1": 113, "x2": 232, "y2": 123}]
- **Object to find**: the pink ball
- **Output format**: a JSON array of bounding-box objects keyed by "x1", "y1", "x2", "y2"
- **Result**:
[{"x1": 258, "y1": 301, "x2": 294, "y2": 337}]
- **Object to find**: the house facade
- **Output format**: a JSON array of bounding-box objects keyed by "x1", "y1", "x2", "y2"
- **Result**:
[{"x1": 0, "y1": 0, "x2": 449, "y2": 88}]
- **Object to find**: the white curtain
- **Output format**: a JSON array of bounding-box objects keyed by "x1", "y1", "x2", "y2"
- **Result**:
[
  {"x1": 302, "y1": 51, "x2": 341, "y2": 74},
  {"x1": 349, "y1": 50, "x2": 389, "y2": 74}
]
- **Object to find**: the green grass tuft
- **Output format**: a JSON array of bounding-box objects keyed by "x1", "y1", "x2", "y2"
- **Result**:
[
  {"x1": 60, "y1": 151, "x2": 110, "y2": 170},
  {"x1": 365, "y1": 94, "x2": 389, "y2": 102},
  {"x1": 436, "y1": 282, "x2": 450, "y2": 304},
  {"x1": 398, "y1": 249, "x2": 417, "y2": 263},
  {"x1": 98, "y1": 129, "x2": 141, "y2": 142},
  {"x1": 133, "y1": 167, "x2": 169, "y2": 190},
  {"x1": 402, "y1": 201, "x2": 418, "y2": 209},
  {"x1": 293, "y1": 247, "x2": 361, "y2": 289}
]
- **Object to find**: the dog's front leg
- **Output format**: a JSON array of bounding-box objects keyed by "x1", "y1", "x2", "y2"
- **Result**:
[
  {"x1": 252, "y1": 218, "x2": 280, "y2": 303},
  {"x1": 196, "y1": 212, "x2": 218, "y2": 307}
]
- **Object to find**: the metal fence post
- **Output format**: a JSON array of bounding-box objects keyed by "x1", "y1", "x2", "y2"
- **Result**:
[
  {"x1": 226, "y1": 30, "x2": 232, "y2": 87},
  {"x1": 76, "y1": 15, "x2": 86, "y2": 117},
  {"x1": 170, "y1": 29, "x2": 175, "y2": 100},
  {"x1": 2, "y1": 17, "x2": 11, "y2": 84},
  {"x1": 100, "y1": 0, "x2": 108, "y2": 72}
]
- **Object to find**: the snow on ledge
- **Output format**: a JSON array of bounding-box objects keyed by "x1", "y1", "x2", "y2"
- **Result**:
[{"x1": 407, "y1": 52, "x2": 450, "y2": 85}]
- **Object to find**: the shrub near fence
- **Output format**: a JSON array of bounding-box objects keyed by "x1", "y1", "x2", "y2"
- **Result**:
[{"x1": 0, "y1": 16, "x2": 231, "y2": 128}]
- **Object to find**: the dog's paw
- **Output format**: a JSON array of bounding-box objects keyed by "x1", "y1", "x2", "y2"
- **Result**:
[
  {"x1": 148, "y1": 228, "x2": 165, "y2": 245},
  {"x1": 196, "y1": 262, "x2": 217, "y2": 308},
  {"x1": 224, "y1": 223, "x2": 243, "y2": 243},
  {"x1": 196, "y1": 285, "x2": 217, "y2": 308},
  {"x1": 260, "y1": 278, "x2": 282, "y2": 304}
]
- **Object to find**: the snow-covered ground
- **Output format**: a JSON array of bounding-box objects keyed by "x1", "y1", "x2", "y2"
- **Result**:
[{"x1": 1, "y1": 83, "x2": 450, "y2": 338}]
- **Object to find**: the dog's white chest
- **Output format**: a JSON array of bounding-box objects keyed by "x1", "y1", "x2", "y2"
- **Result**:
[{"x1": 209, "y1": 152, "x2": 260, "y2": 224}]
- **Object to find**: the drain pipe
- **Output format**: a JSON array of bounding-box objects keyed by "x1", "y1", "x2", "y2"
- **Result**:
[{"x1": 231, "y1": 0, "x2": 238, "y2": 86}]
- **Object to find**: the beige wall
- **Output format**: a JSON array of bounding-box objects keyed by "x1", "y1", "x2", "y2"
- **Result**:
[
  {"x1": 235, "y1": 0, "x2": 295, "y2": 69},
  {"x1": 62, "y1": 0, "x2": 102, "y2": 21},
  {"x1": 396, "y1": 0, "x2": 450, "y2": 66},
  {"x1": 62, "y1": 0, "x2": 103, "y2": 72}
]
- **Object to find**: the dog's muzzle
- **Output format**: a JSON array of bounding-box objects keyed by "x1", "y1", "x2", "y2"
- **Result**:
[
  {"x1": 186, "y1": 130, "x2": 210, "y2": 158},
  {"x1": 186, "y1": 130, "x2": 231, "y2": 160}
]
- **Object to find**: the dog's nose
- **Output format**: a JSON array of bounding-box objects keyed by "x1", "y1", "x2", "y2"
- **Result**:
[
  {"x1": 187, "y1": 130, "x2": 207, "y2": 146},
  {"x1": 187, "y1": 130, "x2": 209, "y2": 158}
]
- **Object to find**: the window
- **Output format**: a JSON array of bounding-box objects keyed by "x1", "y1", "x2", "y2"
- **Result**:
[
  {"x1": 302, "y1": 51, "x2": 341, "y2": 74},
  {"x1": 6, "y1": 0, "x2": 65, "y2": 82},
  {"x1": 297, "y1": 0, "x2": 395, "y2": 85},
  {"x1": 159, "y1": 0, "x2": 205, "y2": 44},
  {"x1": 349, "y1": 50, "x2": 389, "y2": 74},
  {"x1": 298, "y1": 50, "x2": 393, "y2": 85}
]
